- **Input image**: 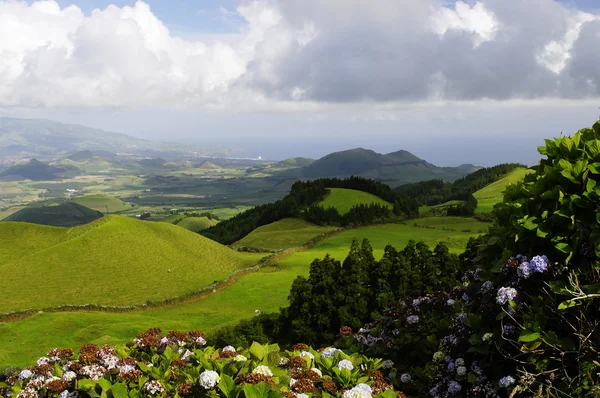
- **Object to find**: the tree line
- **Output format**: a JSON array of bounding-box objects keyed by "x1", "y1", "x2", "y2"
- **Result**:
[
  {"x1": 395, "y1": 163, "x2": 525, "y2": 216},
  {"x1": 200, "y1": 177, "x2": 419, "y2": 245}
]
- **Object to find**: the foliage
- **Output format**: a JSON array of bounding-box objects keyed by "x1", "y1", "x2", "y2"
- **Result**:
[
  {"x1": 318, "y1": 188, "x2": 393, "y2": 216},
  {"x1": 0, "y1": 329, "x2": 406, "y2": 398},
  {"x1": 348, "y1": 120, "x2": 600, "y2": 397},
  {"x1": 280, "y1": 239, "x2": 462, "y2": 346},
  {"x1": 202, "y1": 177, "x2": 418, "y2": 245}
]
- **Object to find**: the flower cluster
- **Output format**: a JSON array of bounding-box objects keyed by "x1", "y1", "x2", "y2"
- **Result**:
[
  {"x1": 496, "y1": 287, "x2": 518, "y2": 305},
  {"x1": 2, "y1": 329, "x2": 404, "y2": 398}
]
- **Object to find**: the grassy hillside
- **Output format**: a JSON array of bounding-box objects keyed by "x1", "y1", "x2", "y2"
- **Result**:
[
  {"x1": 0, "y1": 217, "x2": 486, "y2": 367},
  {"x1": 0, "y1": 216, "x2": 263, "y2": 313},
  {"x1": 177, "y1": 216, "x2": 218, "y2": 232},
  {"x1": 72, "y1": 194, "x2": 130, "y2": 213},
  {"x1": 2, "y1": 202, "x2": 103, "y2": 227},
  {"x1": 232, "y1": 218, "x2": 336, "y2": 251},
  {"x1": 473, "y1": 168, "x2": 533, "y2": 213},
  {"x1": 318, "y1": 188, "x2": 393, "y2": 215},
  {"x1": 0, "y1": 159, "x2": 77, "y2": 181}
]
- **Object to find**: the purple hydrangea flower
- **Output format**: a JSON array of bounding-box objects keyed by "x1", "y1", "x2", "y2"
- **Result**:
[
  {"x1": 517, "y1": 262, "x2": 532, "y2": 278},
  {"x1": 499, "y1": 375, "x2": 515, "y2": 388},
  {"x1": 529, "y1": 255, "x2": 548, "y2": 273},
  {"x1": 447, "y1": 380, "x2": 462, "y2": 394},
  {"x1": 400, "y1": 373, "x2": 411, "y2": 383},
  {"x1": 407, "y1": 315, "x2": 419, "y2": 324},
  {"x1": 496, "y1": 287, "x2": 518, "y2": 305}
]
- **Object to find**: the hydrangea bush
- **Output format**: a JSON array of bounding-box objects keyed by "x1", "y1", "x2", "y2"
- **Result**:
[
  {"x1": 346, "y1": 121, "x2": 600, "y2": 397},
  {"x1": 0, "y1": 328, "x2": 406, "y2": 398}
]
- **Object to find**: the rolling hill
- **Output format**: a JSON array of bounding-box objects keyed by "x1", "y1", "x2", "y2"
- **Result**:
[
  {"x1": 177, "y1": 216, "x2": 219, "y2": 232},
  {"x1": 275, "y1": 148, "x2": 478, "y2": 186},
  {"x1": 232, "y1": 218, "x2": 336, "y2": 251},
  {"x1": 71, "y1": 194, "x2": 130, "y2": 213},
  {"x1": 473, "y1": 168, "x2": 534, "y2": 213},
  {"x1": 318, "y1": 188, "x2": 393, "y2": 215},
  {"x1": 0, "y1": 117, "x2": 238, "y2": 162},
  {"x1": 0, "y1": 159, "x2": 79, "y2": 181},
  {"x1": 2, "y1": 202, "x2": 103, "y2": 227},
  {"x1": 0, "y1": 215, "x2": 264, "y2": 313}
]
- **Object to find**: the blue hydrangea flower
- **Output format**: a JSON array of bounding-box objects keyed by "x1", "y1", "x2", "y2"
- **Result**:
[
  {"x1": 529, "y1": 255, "x2": 548, "y2": 273},
  {"x1": 447, "y1": 380, "x2": 462, "y2": 394},
  {"x1": 499, "y1": 375, "x2": 515, "y2": 388},
  {"x1": 496, "y1": 287, "x2": 518, "y2": 305},
  {"x1": 407, "y1": 315, "x2": 419, "y2": 324}
]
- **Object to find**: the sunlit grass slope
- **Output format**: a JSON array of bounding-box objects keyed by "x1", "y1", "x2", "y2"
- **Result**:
[
  {"x1": 177, "y1": 217, "x2": 219, "y2": 232},
  {"x1": 0, "y1": 215, "x2": 263, "y2": 313},
  {"x1": 0, "y1": 217, "x2": 486, "y2": 367},
  {"x1": 318, "y1": 188, "x2": 392, "y2": 215},
  {"x1": 232, "y1": 218, "x2": 337, "y2": 251},
  {"x1": 473, "y1": 168, "x2": 533, "y2": 213},
  {"x1": 72, "y1": 194, "x2": 130, "y2": 213}
]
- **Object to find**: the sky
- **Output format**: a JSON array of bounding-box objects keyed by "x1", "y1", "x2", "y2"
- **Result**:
[{"x1": 1, "y1": 0, "x2": 600, "y2": 165}]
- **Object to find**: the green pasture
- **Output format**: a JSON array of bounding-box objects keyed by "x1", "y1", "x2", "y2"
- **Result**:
[
  {"x1": 473, "y1": 168, "x2": 533, "y2": 213},
  {"x1": 72, "y1": 194, "x2": 130, "y2": 213},
  {"x1": 318, "y1": 188, "x2": 392, "y2": 215},
  {"x1": 0, "y1": 216, "x2": 263, "y2": 313},
  {"x1": 0, "y1": 217, "x2": 486, "y2": 367},
  {"x1": 177, "y1": 217, "x2": 219, "y2": 232},
  {"x1": 232, "y1": 218, "x2": 337, "y2": 251}
]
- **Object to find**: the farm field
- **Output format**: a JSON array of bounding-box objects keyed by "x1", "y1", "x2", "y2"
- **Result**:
[
  {"x1": 0, "y1": 216, "x2": 486, "y2": 366},
  {"x1": 71, "y1": 193, "x2": 131, "y2": 213},
  {"x1": 473, "y1": 167, "x2": 533, "y2": 213},
  {"x1": 318, "y1": 188, "x2": 393, "y2": 215},
  {"x1": 232, "y1": 218, "x2": 337, "y2": 251},
  {"x1": 0, "y1": 215, "x2": 264, "y2": 313}
]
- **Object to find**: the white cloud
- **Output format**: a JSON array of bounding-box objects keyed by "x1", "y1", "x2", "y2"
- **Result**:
[{"x1": 0, "y1": 0, "x2": 599, "y2": 111}]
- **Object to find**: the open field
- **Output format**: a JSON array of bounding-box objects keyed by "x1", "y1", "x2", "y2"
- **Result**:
[
  {"x1": 232, "y1": 218, "x2": 337, "y2": 251},
  {"x1": 0, "y1": 216, "x2": 264, "y2": 313},
  {"x1": 0, "y1": 216, "x2": 486, "y2": 366},
  {"x1": 419, "y1": 200, "x2": 466, "y2": 215},
  {"x1": 177, "y1": 216, "x2": 219, "y2": 232},
  {"x1": 473, "y1": 168, "x2": 533, "y2": 213},
  {"x1": 318, "y1": 188, "x2": 393, "y2": 215},
  {"x1": 71, "y1": 194, "x2": 131, "y2": 213}
]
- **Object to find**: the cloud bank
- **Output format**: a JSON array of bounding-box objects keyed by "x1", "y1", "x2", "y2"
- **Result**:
[{"x1": 0, "y1": 0, "x2": 599, "y2": 110}]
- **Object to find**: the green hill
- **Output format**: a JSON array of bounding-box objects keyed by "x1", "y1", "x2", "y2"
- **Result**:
[
  {"x1": 2, "y1": 202, "x2": 103, "y2": 227},
  {"x1": 0, "y1": 215, "x2": 263, "y2": 313},
  {"x1": 177, "y1": 216, "x2": 218, "y2": 232},
  {"x1": 473, "y1": 168, "x2": 533, "y2": 212},
  {"x1": 0, "y1": 159, "x2": 78, "y2": 181},
  {"x1": 277, "y1": 148, "x2": 477, "y2": 186},
  {"x1": 72, "y1": 194, "x2": 130, "y2": 213},
  {"x1": 232, "y1": 218, "x2": 336, "y2": 251},
  {"x1": 318, "y1": 188, "x2": 393, "y2": 215},
  {"x1": 276, "y1": 157, "x2": 314, "y2": 167}
]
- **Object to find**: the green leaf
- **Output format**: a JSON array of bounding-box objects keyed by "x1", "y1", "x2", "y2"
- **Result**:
[
  {"x1": 518, "y1": 331, "x2": 541, "y2": 343},
  {"x1": 558, "y1": 299, "x2": 582, "y2": 310},
  {"x1": 249, "y1": 342, "x2": 267, "y2": 361},
  {"x1": 554, "y1": 242, "x2": 572, "y2": 253},
  {"x1": 111, "y1": 383, "x2": 129, "y2": 398},
  {"x1": 218, "y1": 374, "x2": 236, "y2": 398}
]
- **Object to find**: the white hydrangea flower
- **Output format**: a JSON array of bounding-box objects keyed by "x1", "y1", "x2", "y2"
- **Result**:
[
  {"x1": 355, "y1": 384, "x2": 372, "y2": 394},
  {"x1": 17, "y1": 388, "x2": 39, "y2": 398},
  {"x1": 279, "y1": 357, "x2": 289, "y2": 366},
  {"x1": 18, "y1": 369, "x2": 33, "y2": 380},
  {"x1": 81, "y1": 365, "x2": 106, "y2": 381},
  {"x1": 196, "y1": 336, "x2": 207, "y2": 346},
  {"x1": 342, "y1": 385, "x2": 372, "y2": 398},
  {"x1": 62, "y1": 371, "x2": 77, "y2": 382},
  {"x1": 311, "y1": 368, "x2": 322, "y2": 377},
  {"x1": 252, "y1": 365, "x2": 273, "y2": 377},
  {"x1": 321, "y1": 347, "x2": 342, "y2": 358},
  {"x1": 457, "y1": 366, "x2": 467, "y2": 376},
  {"x1": 144, "y1": 380, "x2": 165, "y2": 395},
  {"x1": 300, "y1": 351, "x2": 314, "y2": 360},
  {"x1": 382, "y1": 360, "x2": 394, "y2": 369},
  {"x1": 337, "y1": 359, "x2": 354, "y2": 370},
  {"x1": 297, "y1": 394, "x2": 309, "y2": 398},
  {"x1": 160, "y1": 337, "x2": 169, "y2": 345},
  {"x1": 222, "y1": 345, "x2": 236, "y2": 353},
  {"x1": 290, "y1": 378, "x2": 297, "y2": 387},
  {"x1": 199, "y1": 370, "x2": 221, "y2": 389},
  {"x1": 181, "y1": 349, "x2": 194, "y2": 361},
  {"x1": 36, "y1": 357, "x2": 50, "y2": 366},
  {"x1": 234, "y1": 354, "x2": 248, "y2": 362},
  {"x1": 59, "y1": 391, "x2": 69, "y2": 398}
]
